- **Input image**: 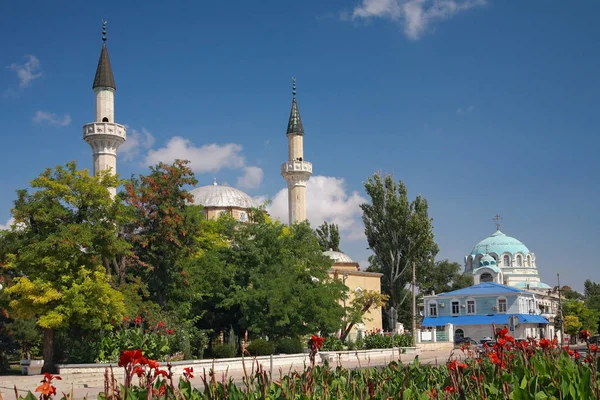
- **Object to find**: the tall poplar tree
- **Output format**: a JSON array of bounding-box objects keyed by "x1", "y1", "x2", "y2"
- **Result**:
[{"x1": 360, "y1": 173, "x2": 438, "y2": 329}]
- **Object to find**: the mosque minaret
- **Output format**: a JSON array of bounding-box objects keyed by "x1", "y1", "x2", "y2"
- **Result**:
[
  {"x1": 281, "y1": 78, "x2": 312, "y2": 225},
  {"x1": 83, "y1": 21, "x2": 126, "y2": 198}
]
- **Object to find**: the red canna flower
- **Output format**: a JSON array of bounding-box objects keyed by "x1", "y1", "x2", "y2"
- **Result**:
[
  {"x1": 135, "y1": 316, "x2": 142, "y2": 325},
  {"x1": 157, "y1": 321, "x2": 165, "y2": 328},
  {"x1": 183, "y1": 367, "x2": 194, "y2": 379},
  {"x1": 539, "y1": 338, "x2": 551, "y2": 349},
  {"x1": 123, "y1": 316, "x2": 129, "y2": 322},
  {"x1": 426, "y1": 387, "x2": 437, "y2": 398},
  {"x1": 166, "y1": 329, "x2": 175, "y2": 335},
  {"x1": 35, "y1": 382, "x2": 56, "y2": 397},
  {"x1": 445, "y1": 385, "x2": 455, "y2": 393},
  {"x1": 119, "y1": 349, "x2": 144, "y2": 367},
  {"x1": 448, "y1": 360, "x2": 468, "y2": 371},
  {"x1": 133, "y1": 366, "x2": 145, "y2": 377}
]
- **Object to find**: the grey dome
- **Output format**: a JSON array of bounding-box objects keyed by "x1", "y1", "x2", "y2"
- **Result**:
[
  {"x1": 323, "y1": 250, "x2": 355, "y2": 264},
  {"x1": 189, "y1": 181, "x2": 258, "y2": 209}
]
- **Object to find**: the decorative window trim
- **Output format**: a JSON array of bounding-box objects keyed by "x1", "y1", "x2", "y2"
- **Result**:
[
  {"x1": 497, "y1": 297, "x2": 508, "y2": 313},
  {"x1": 516, "y1": 254, "x2": 523, "y2": 267},
  {"x1": 466, "y1": 298, "x2": 476, "y2": 314},
  {"x1": 503, "y1": 254, "x2": 511, "y2": 267},
  {"x1": 451, "y1": 299, "x2": 460, "y2": 315},
  {"x1": 428, "y1": 300, "x2": 438, "y2": 317}
]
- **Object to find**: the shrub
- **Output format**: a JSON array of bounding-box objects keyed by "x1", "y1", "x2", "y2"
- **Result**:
[
  {"x1": 321, "y1": 336, "x2": 343, "y2": 351},
  {"x1": 246, "y1": 339, "x2": 274, "y2": 356},
  {"x1": 210, "y1": 343, "x2": 236, "y2": 359},
  {"x1": 275, "y1": 337, "x2": 304, "y2": 354}
]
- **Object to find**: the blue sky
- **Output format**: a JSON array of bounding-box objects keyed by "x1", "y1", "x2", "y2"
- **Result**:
[{"x1": 1, "y1": 1, "x2": 599, "y2": 291}]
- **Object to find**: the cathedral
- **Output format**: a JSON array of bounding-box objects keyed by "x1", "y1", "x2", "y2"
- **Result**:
[{"x1": 83, "y1": 24, "x2": 384, "y2": 338}]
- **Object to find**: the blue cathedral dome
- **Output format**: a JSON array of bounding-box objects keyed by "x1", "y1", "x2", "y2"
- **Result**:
[{"x1": 470, "y1": 230, "x2": 530, "y2": 257}]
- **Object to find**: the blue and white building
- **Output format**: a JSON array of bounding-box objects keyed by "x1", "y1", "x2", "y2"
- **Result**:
[{"x1": 420, "y1": 228, "x2": 560, "y2": 342}]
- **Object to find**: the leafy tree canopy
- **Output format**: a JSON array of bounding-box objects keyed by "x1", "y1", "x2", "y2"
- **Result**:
[
  {"x1": 0, "y1": 162, "x2": 127, "y2": 371},
  {"x1": 360, "y1": 173, "x2": 438, "y2": 327}
]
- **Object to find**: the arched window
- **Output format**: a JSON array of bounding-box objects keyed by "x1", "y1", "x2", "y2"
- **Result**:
[
  {"x1": 526, "y1": 255, "x2": 531, "y2": 267},
  {"x1": 516, "y1": 255, "x2": 523, "y2": 267},
  {"x1": 102, "y1": 117, "x2": 109, "y2": 122},
  {"x1": 355, "y1": 287, "x2": 363, "y2": 298},
  {"x1": 503, "y1": 255, "x2": 511, "y2": 267},
  {"x1": 480, "y1": 272, "x2": 493, "y2": 282},
  {"x1": 455, "y1": 328, "x2": 465, "y2": 339}
]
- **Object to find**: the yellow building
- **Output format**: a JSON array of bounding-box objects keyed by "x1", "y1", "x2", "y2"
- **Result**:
[{"x1": 324, "y1": 250, "x2": 383, "y2": 340}]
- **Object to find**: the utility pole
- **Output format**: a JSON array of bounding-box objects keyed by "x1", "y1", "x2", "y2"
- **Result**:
[
  {"x1": 557, "y1": 273, "x2": 565, "y2": 344},
  {"x1": 412, "y1": 261, "x2": 417, "y2": 345}
]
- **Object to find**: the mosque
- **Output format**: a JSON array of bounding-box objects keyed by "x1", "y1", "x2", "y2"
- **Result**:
[{"x1": 83, "y1": 23, "x2": 383, "y2": 338}]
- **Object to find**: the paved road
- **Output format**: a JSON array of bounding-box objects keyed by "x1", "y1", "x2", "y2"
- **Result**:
[{"x1": 0, "y1": 349, "x2": 460, "y2": 400}]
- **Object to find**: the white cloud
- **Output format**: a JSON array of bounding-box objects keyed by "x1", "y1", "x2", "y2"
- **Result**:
[
  {"x1": 8, "y1": 55, "x2": 42, "y2": 88},
  {"x1": 237, "y1": 166, "x2": 264, "y2": 189},
  {"x1": 119, "y1": 128, "x2": 155, "y2": 161},
  {"x1": 350, "y1": 0, "x2": 486, "y2": 40},
  {"x1": 456, "y1": 105, "x2": 475, "y2": 114},
  {"x1": 145, "y1": 137, "x2": 245, "y2": 173},
  {"x1": 0, "y1": 217, "x2": 14, "y2": 231},
  {"x1": 265, "y1": 176, "x2": 367, "y2": 242},
  {"x1": 32, "y1": 111, "x2": 71, "y2": 127}
]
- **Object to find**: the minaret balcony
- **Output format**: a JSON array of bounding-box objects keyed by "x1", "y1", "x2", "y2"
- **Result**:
[
  {"x1": 281, "y1": 161, "x2": 313, "y2": 175},
  {"x1": 83, "y1": 122, "x2": 127, "y2": 141}
]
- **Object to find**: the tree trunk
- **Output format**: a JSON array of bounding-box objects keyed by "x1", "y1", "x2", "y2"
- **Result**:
[{"x1": 41, "y1": 328, "x2": 56, "y2": 373}]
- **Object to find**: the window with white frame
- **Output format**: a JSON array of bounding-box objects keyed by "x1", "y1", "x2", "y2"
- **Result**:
[
  {"x1": 516, "y1": 255, "x2": 523, "y2": 267},
  {"x1": 429, "y1": 301, "x2": 438, "y2": 317},
  {"x1": 451, "y1": 300, "x2": 460, "y2": 315},
  {"x1": 503, "y1": 255, "x2": 511, "y2": 267},
  {"x1": 239, "y1": 211, "x2": 247, "y2": 222},
  {"x1": 480, "y1": 272, "x2": 493, "y2": 282},
  {"x1": 467, "y1": 299, "x2": 476, "y2": 314},
  {"x1": 498, "y1": 298, "x2": 507, "y2": 313}
]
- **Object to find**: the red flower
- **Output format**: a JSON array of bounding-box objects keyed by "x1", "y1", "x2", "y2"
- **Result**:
[
  {"x1": 135, "y1": 316, "x2": 142, "y2": 325},
  {"x1": 166, "y1": 329, "x2": 175, "y2": 335},
  {"x1": 43, "y1": 373, "x2": 61, "y2": 383},
  {"x1": 118, "y1": 349, "x2": 144, "y2": 367},
  {"x1": 575, "y1": 351, "x2": 581, "y2": 360},
  {"x1": 497, "y1": 337, "x2": 507, "y2": 347},
  {"x1": 445, "y1": 385, "x2": 455, "y2": 393},
  {"x1": 497, "y1": 327, "x2": 509, "y2": 338},
  {"x1": 426, "y1": 387, "x2": 437, "y2": 398},
  {"x1": 448, "y1": 360, "x2": 468, "y2": 371},
  {"x1": 123, "y1": 316, "x2": 129, "y2": 322},
  {"x1": 155, "y1": 369, "x2": 168, "y2": 377},
  {"x1": 184, "y1": 367, "x2": 194, "y2": 379},
  {"x1": 133, "y1": 366, "x2": 145, "y2": 377},
  {"x1": 310, "y1": 335, "x2": 325, "y2": 350},
  {"x1": 157, "y1": 321, "x2": 165, "y2": 328},
  {"x1": 539, "y1": 338, "x2": 551, "y2": 349},
  {"x1": 35, "y1": 382, "x2": 56, "y2": 397}
]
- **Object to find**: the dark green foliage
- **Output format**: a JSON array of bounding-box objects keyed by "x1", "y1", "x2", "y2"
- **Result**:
[
  {"x1": 246, "y1": 339, "x2": 275, "y2": 356},
  {"x1": 419, "y1": 260, "x2": 472, "y2": 295},
  {"x1": 209, "y1": 343, "x2": 236, "y2": 359},
  {"x1": 363, "y1": 332, "x2": 413, "y2": 349},
  {"x1": 315, "y1": 222, "x2": 341, "y2": 252},
  {"x1": 275, "y1": 337, "x2": 304, "y2": 354},
  {"x1": 361, "y1": 173, "x2": 438, "y2": 329},
  {"x1": 321, "y1": 337, "x2": 343, "y2": 351}
]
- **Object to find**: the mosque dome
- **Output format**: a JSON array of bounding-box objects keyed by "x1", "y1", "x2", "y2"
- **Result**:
[
  {"x1": 323, "y1": 249, "x2": 355, "y2": 264},
  {"x1": 470, "y1": 230, "x2": 530, "y2": 257},
  {"x1": 189, "y1": 180, "x2": 258, "y2": 209},
  {"x1": 479, "y1": 254, "x2": 497, "y2": 267}
]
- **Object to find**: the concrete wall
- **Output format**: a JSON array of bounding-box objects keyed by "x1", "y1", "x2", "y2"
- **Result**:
[{"x1": 417, "y1": 342, "x2": 454, "y2": 351}]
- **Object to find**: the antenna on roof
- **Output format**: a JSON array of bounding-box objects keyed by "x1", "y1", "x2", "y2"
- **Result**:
[{"x1": 493, "y1": 214, "x2": 502, "y2": 231}]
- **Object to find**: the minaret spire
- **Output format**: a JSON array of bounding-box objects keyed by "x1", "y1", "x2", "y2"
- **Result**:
[
  {"x1": 281, "y1": 77, "x2": 312, "y2": 225},
  {"x1": 83, "y1": 20, "x2": 126, "y2": 198}
]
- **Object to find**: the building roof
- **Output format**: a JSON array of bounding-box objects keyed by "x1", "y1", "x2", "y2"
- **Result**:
[
  {"x1": 421, "y1": 314, "x2": 549, "y2": 327},
  {"x1": 513, "y1": 281, "x2": 552, "y2": 290},
  {"x1": 323, "y1": 250, "x2": 355, "y2": 264},
  {"x1": 437, "y1": 282, "x2": 523, "y2": 297},
  {"x1": 189, "y1": 180, "x2": 258, "y2": 209},
  {"x1": 286, "y1": 79, "x2": 304, "y2": 135},
  {"x1": 470, "y1": 230, "x2": 530, "y2": 257},
  {"x1": 93, "y1": 44, "x2": 116, "y2": 90}
]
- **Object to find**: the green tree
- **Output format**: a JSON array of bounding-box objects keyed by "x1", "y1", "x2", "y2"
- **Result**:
[
  {"x1": 316, "y1": 222, "x2": 341, "y2": 252},
  {"x1": 418, "y1": 260, "x2": 471, "y2": 295},
  {"x1": 217, "y1": 220, "x2": 346, "y2": 340},
  {"x1": 340, "y1": 290, "x2": 389, "y2": 341},
  {"x1": 0, "y1": 162, "x2": 127, "y2": 372},
  {"x1": 563, "y1": 299, "x2": 599, "y2": 332},
  {"x1": 122, "y1": 160, "x2": 201, "y2": 310},
  {"x1": 360, "y1": 173, "x2": 438, "y2": 328}
]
